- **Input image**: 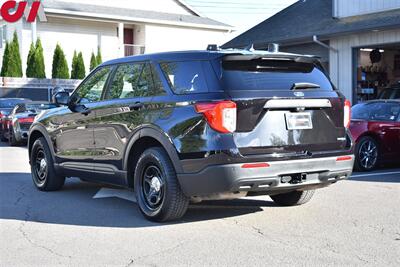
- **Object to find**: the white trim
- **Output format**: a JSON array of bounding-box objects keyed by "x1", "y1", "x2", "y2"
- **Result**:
[
  {"x1": 265, "y1": 99, "x2": 332, "y2": 109},
  {"x1": 44, "y1": 8, "x2": 232, "y2": 31}
]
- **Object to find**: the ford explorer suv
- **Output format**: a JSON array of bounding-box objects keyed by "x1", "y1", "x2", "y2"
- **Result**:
[{"x1": 28, "y1": 49, "x2": 354, "y2": 222}]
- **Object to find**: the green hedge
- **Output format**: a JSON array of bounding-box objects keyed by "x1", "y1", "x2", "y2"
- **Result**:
[{"x1": 52, "y1": 44, "x2": 70, "y2": 79}]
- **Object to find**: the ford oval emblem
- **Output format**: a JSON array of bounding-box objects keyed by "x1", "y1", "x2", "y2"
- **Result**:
[{"x1": 294, "y1": 92, "x2": 304, "y2": 97}]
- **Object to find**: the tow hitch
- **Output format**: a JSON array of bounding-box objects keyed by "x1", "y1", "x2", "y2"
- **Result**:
[{"x1": 281, "y1": 173, "x2": 307, "y2": 184}]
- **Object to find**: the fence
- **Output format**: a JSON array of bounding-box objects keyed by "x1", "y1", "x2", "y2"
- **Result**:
[{"x1": 0, "y1": 77, "x2": 81, "y2": 101}]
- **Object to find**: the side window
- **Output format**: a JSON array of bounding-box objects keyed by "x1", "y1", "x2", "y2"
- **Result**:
[
  {"x1": 159, "y1": 61, "x2": 208, "y2": 94},
  {"x1": 369, "y1": 103, "x2": 400, "y2": 121},
  {"x1": 75, "y1": 67, "x2": 111, "y2": 103},
  {"x1": 105, "y1": 62, "x2": 165, "y2": 99}
]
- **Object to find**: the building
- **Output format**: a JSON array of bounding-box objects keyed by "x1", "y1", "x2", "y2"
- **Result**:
[
  {"x1": 0, "y1": 0, "x2": 232, "y2": 78},
  {"x1": 222, "y1": 0, "x2": 400, "y2": 104}
]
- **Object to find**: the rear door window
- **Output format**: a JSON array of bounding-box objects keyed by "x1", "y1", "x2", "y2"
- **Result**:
[
  {"x1": 160, "y1": 61, "x2": 209, "y2": 94},
  {"x1": 105, "y1": 62, "x2": 165, "y2": 99},
  {"x1": 221, "y1": 59, "x2": 333, "y2": 91}
]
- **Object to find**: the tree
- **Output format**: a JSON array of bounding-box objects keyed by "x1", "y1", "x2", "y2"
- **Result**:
[
  {"x1": 90, "y1": 52, "x2": 97, "y2": 71},
  {"x1": 96, "y1": 48, "x2": 102, "y2": 65},
  {"x1": 34, "y1": 38, "x2": 46, "y2": 78},
  {"x1": 26, "y1": 42, "x2": 36, "y2": 77},
  {"x1": 70, "y1": 50, "x2": 78, "y2": 79},
  {"x1": 71, "y1": 51, "x2": 85, "y2": 79},
  {"x1": 0, "y1": 42, "x2": 10, "y2": 77},
  {"x1": 76, "y1": 52, "x2": 86, "y2": 79},
  {"x1": 52, "y1": 44, "x2": 69, "y2": 79},
  {"x1": 26, "y1": 39, "x2": 46, "y2": 78},
  {"x1": 2, "y1": 32, "x2": 23, "y2": 77}
]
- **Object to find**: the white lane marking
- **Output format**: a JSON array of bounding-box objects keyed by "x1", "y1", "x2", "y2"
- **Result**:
[
  {"x1": 93, "y1": 188, "x2": 136, "y2": 203},
  {"x1": 351, "y1": 171, "x2": 400, "y2": 178}
]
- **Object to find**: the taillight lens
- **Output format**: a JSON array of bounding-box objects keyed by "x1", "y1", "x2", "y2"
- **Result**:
[
  {"x1": 344, "y1": 99, "x2": 351, "y2": 128},
  {"x1": 18, "y1": 117, "x2": 34, "y2": 123},
  {"x1": 195, "y1": 101, "x2": 237, "y2": 133}
]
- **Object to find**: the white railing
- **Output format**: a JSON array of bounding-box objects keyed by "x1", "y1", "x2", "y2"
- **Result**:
[{"x1": 124, "y1": 44, "x2": 145, "y2": 56}]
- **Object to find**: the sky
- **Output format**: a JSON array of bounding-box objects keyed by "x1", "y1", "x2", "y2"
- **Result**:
[{"x1": 185, "y1": 0, "x2": 298, "y2": 34}]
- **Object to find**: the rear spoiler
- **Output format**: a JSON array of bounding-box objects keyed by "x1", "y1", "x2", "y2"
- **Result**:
[{"x1": 222, "y1": 54, "x2": 320, "y2": 64}]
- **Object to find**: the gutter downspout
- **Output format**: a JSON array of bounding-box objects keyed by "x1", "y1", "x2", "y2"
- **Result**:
[{"x1": 312, "y1": 35, "x2": 339, "y2": 88}]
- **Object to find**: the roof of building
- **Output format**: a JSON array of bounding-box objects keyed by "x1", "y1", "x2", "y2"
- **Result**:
[
  {"x1": 222, "y1": 0, "x2": 400, "y2": 48},
  {"x1": 42, "y1": 0, "x2": 232, "y2": 31}
]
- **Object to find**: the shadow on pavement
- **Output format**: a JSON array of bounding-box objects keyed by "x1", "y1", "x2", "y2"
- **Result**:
[{"x1": 0, "y1": 172, "x2": 271, "y2": 228}]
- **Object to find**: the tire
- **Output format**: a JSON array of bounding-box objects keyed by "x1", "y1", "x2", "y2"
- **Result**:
[
  {"x1": 354, "y1": 136, "x2": 379, "y2": 171},
  {"x1": 8, "y1": 127, "x2": 20, "y2": 146},
  {"x1": 0, "y1": 130, "x2": 7, "y2": 142},
  {"x1": 134, "y1": 147, "x2": 189, "y2": 222},
  {"x1": 271, "y1": 190, "x2": 315, "y2": 206},
  {"x1": 30, "y1": 137, "x2": 65, "y2": 191}
]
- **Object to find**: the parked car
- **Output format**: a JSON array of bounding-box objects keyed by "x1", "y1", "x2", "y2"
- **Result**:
[
  {"x1": 28, "y1": 50, "x2": 354, "y2": 222},
  {"x1": 350, "y1": 100, "x2": 400, "y2": 171},
  {"x1": 6, "y1": 102, "x2": 57, "y2": 146},
  {"x1": 0, "y1": 98, "x2": 31, "y2": 141},
  {"x1": 378, "y1": 82, "x2": 400, "y2": 99}
]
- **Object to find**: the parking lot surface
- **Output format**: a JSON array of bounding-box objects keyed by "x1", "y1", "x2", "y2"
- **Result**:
[{"x1": 0, "y1": 142, "x2": 399, "y2": 266}]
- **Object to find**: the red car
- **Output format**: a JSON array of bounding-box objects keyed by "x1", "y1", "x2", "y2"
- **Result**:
[{"x1": 350, "y1": 100, "x2": 400, "y2": 171}]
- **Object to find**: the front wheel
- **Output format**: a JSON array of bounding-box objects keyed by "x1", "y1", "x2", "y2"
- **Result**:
[
  {"x1": 271, "y1": 190, "x2": 315, "y2": 206},
  {"x1": 134, "y1": 147, "x2": 189, "y2": 222},
  {"x1": 31, "y1": 137, "x2": 65, "y2": 191}
]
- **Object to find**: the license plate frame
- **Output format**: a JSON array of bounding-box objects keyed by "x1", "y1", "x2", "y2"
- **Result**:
[{"x1": 285, "y1": 112, "x2": 313, "y2": 130}]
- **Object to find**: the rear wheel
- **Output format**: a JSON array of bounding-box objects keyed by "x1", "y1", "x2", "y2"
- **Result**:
[
  {"x1": 8, "y1": 127, "x2": 20, "y2": 146},
  {"x1": 355, "y1": 136, "x2": 379, "y2": 171},
  {"x1": 134, "y1": 147, "x2": 189, "y2": 222},
  {"x1": 31, "y1": 137, "x2": 65, "y2": 191},
  {"x1": 271, "y1": 190, "x2": 315, "y2": 206}
]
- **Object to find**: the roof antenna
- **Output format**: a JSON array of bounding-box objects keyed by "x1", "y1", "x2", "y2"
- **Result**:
[
  {"x1": 244, "y1": 43, "x2": 255, "y2": 51},
  {"x1": 206, "y1": 44, "x2": 218, "y2": 51},
  {"x1": 268, "y1": 43, "x2": 279, "y2": 53}
]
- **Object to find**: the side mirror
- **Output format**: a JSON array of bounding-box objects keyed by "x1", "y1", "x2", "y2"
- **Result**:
[{"x1": 54, "y1": 92, "x2": 70, "y2": 106}]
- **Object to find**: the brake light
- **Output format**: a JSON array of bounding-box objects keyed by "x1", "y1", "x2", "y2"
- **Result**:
[
  {"x1": 195, "y1": 101, "x2": 237, "y2": 133},
  {"x1": 18, "y1": 117, "x2": 34, "y2": 123},
  {"x1": 344, "y1": 99, "x2": 351, "y2": 128}
]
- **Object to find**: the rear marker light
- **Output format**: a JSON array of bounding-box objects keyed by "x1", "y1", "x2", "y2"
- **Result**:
[
  {"x1": 241, "y1": 163, "x2": 270, "y2": 169},
  {"x1": 18, "y1": 117, "x2": 35, "y2": 123},
  {"x1": 336, "y1": 156, "x2": 352, "y2": 162},
  {"x1": 195, "y1": 101, "x2": 237, "y2": 133},
  {"x1": 344, "y1": 99, "x2": 351, "y2": 128}
]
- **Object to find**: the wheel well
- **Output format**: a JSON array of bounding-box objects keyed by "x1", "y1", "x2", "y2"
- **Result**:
[
  {"x1": 28, "y1": 130, "x2": 44, "y2": 156},
  {"x1": 356, "y1": 132, "x2": 380, "y2": 147},
  {"x1": 126, "y1": 137, "x2": 163, "y2": 188}
]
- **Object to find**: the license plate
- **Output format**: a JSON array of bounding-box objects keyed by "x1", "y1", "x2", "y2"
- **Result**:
[{"x1": 285, "y1": 112, "x2": 313, "y2": 130}]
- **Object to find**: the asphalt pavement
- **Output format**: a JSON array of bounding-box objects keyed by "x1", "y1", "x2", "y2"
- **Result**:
[{"x1": 0, "y1": 142, "x2": 399, "y2": 266}]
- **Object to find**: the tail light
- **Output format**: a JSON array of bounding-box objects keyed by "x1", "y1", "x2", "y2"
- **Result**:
[
  {"x1": 195, "y1": 101, "x2": 237, "y2": 133},
  {"x1": 344, "y1": 99, "x2": 351, "y2": 128},
  {"x1": 18, "y1": 117, "x2": 34, "y2": 123}
]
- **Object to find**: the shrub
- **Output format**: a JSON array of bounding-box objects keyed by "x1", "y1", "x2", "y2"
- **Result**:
[
  {"x1": 90, "y1": 52, "x2": 97, "y2": 71},
  {"x1": 2, "y1": 32, "x2": 23, "y2": 77},
  {"x1": 52, "y1": 44, "x2": 69, "y2": 79},
  {"x1": 34, "y1": 38, "x2": 46, "y2": 78}
]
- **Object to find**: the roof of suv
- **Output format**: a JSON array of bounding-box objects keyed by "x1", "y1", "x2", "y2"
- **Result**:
[{"x1": 101, "y1": 50, "x2": 320, "y2": 66}]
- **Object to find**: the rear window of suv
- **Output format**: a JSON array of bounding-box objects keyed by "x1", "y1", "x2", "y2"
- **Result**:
[{"x1": 221, "y1": 59, "x2": 334, "y2": 91}]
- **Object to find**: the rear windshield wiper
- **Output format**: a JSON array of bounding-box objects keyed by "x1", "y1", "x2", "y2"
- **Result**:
[{"x1": 291, "y1": 82, "x2": 320, "y2": 90}]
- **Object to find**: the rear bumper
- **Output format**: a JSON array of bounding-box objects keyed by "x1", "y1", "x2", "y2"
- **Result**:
[{"x1": 177, "y1": 155, "x2": 354, "y2": 197}]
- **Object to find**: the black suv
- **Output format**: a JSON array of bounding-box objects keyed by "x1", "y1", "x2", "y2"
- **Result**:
[{"x1": 28, "y1": 50, "x2": 354, "y2": 222}]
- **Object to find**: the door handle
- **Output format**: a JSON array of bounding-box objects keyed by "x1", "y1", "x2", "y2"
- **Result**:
[{"x1": 129, "y1": 102, "x2": 144, "y2": 111}]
